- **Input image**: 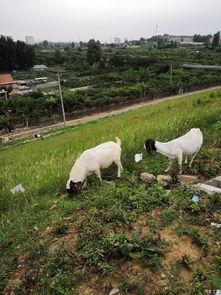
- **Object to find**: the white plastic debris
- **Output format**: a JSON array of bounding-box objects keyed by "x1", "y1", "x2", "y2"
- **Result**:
[
  {"x1": 10, "y1": 184, "x2": 25, "y2": 194},
  {"x1": 211, "y1": 222, "x2": 221, "y2": 228},
  {"x1": 205, "y1": 290, "x2": 221, "y2": 295},
  {"x1": 109, "y1": 287, "x2": 120, "y2": 295},
  {"x1": 135, "y1": 153, "x2": 143, "y2": 162}
]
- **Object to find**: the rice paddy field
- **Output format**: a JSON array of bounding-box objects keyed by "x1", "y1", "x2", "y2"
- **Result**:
[{"x1": 0, "y1": 88, "x2": 221, "y2": 294}]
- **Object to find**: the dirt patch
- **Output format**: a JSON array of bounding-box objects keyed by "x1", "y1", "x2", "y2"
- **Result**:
[
  {"x1": 75, "y1": 261, "x2": 163, "y2": 295},
  {"x1": 49, "y1": 212, "x2": 87, "y2": 252},
  {"x1": 3, "y1": 253, "x2": 28, "y2": 294},
  {"x1": 151, "y1": 207, "x2": 163, "y2": 218},
  {"x1": 120, "y1": 262, "x2": 162, "y2": 294},
  {"x1": 180, "y1": 268, "x2": 193, "y2": 284},
  {"x1": 208, "y1": 147, "x2": 221, "y2": 151},
  {"x1": 160, "y1": 227, "x2": 202, "y2": 265}
]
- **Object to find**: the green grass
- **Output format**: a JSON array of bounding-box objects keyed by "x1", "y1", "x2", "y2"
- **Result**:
[{"x1": 1, "y1": 88, "x2": 221, "y2": 294}]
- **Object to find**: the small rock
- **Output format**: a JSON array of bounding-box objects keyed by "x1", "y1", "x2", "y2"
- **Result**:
[
  {"x1": 194, "y1": 183, "x2": 221, "y2": 195},
  {"x1": 177, "y1": 175, "x2": 198, "y2": 184},
  {"x1": 109, "y1": 287, "x2": 120, "y2": 295},
  {"x1": 211, "y1": 222, "x2": 221, "y2": 228},
  {"x1": 140, "y1": 172, "x2": 156, "y2": 183},
  {"x1": 63, "y1": 216, "x2": 73, "y2": 221},
  {"x1": 157, "y1": 175, "x2": 172, "y2": 187},
  {"x1": 1, "y1": 136, "x2": 9, "y2": 143}
]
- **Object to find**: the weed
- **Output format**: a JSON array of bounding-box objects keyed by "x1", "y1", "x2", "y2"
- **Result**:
[
  {"x1": 120, "y1": 281, "x2": 145, "y2": 295},
  {"x1": 0, "y1": 256, "x2": 18, "y2": 292},
  {"x1": 51, "y1": 222, "x2": 69, "y2": 235},
  {"x1": 189, "y1": 201, "x2": 206, "y2": 214},
  {"x1": 174, "y1": 226, "x2": 209, "y2": 254},
  {"x1": 160, "y1": 208, "x2": 179, "y2": 226},
  {"x1": 189, "y1": 227, "x2": 209, "y2": 254},
  {"x1": 159, "y1": 264, "x2": 186, "y2": 294},
  {"x1": 212, "y1": 250, "x2": 221, "y2": 273},
  {"x1": 178, "y1": 254, "x2": 193, "y2": 270},
  {"x1": 190, "y1": 268, "x2": 207, "y2": 295},
  {"x1": 207, "y1": 274, "x2": 221, "y2": 290}
]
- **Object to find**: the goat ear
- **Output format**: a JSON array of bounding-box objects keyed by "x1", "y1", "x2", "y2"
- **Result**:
[
  {"x1": 70, "y1": 181, "x2": 75, "y2": 189},
  {"x1": 145, "y1": 139, "x2": 156, "y2": 153}
]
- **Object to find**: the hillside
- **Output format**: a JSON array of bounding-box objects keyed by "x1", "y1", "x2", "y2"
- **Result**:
[{"x1": 0, "y1": 88, "x2": 221, "y2": 294}]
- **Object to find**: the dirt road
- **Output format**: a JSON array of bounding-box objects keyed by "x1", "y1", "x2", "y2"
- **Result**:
[{"x1": 8, "y1": 85, "x2": 221, "y2": 140}]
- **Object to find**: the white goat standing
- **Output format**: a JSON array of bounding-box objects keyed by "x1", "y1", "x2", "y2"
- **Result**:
[
  {"x1": 66, "y1": 137, "x2": 123, "y2": 194},
  {"x1": 144, "y1": 128, "x2": 203, "y2": 174}
]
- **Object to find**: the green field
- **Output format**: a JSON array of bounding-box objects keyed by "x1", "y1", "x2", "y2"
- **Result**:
[{"x1": 1, "y1": 89, "x2": 221, "y2": 294}]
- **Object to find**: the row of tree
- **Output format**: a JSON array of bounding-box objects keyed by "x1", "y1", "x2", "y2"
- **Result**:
[
  {"x1": 0, "y1": 35, "x2": 35, "y2": 72},
  {"x1": 1, "y1": 66, "x2": 221, "y2": 130}
]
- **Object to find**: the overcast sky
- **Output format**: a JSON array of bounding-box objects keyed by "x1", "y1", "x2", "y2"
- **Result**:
[{"x1": 1, "y1": 0, "x2": 221, "y2": 43}]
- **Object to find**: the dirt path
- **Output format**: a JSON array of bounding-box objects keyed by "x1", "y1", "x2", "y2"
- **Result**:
[{"x1": 7, "y1": 85, "x2": 221, "y2": 140}]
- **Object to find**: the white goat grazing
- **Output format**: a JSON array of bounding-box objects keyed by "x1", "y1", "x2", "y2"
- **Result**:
[
  {"x1": 66, "y1": 137, "x2": 123, "y2": 195},
  {"x1": 144, "y1": 128, "x2": 203, "y2": 174}
]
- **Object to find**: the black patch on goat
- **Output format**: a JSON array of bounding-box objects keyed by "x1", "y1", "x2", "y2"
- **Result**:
[{"x1": 145, "y1": 139, "x2": 156, "y2": 153}]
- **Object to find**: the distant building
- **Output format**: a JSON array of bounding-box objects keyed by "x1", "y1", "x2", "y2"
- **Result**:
[
  {"x1": 0, "y1": 74, "x2": 18, "y2": 97},
  {"x1": 166, "y1": 35, "x2": 194, "y2": 43},
  {"x1": 26, "y1": 36, "x2": 35, "y2": 45},
  {"x1": 114, "y1": 37, "x2": 121, "y2": 44},
  {"x1": 32, "y1": 64, "x2": 48, "y2": 71},
  {"x1": 0, "y1": 89, "x2": 7, "y2": 99}
]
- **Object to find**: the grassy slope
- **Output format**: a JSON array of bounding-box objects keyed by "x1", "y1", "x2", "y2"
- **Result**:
[{"x1": 0, "y1": 89, "x2": 221, "y2": 294}]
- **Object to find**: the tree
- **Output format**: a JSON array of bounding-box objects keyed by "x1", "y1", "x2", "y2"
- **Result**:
[
  {"x1": 193, "y1": 34, "x2": 211, "y2": 43},
  {"x1": 212, "y1": 32, "x2": 220, "y2": 48},
  {"x1": 0, "y1": 36, "x2": 35, "y2": 71},
  {"x1": 0, "y1": 115, "x2": 14, "y2": 134},
  {"x1": 54, "y1": 49, "x2": 63, "y2": 64},
  {"x1": 42, "y1": 40, "x2": 49, "y2": 48},
  {"x1": 86, "y1": 39, "x2": 101, "y2": 65}
]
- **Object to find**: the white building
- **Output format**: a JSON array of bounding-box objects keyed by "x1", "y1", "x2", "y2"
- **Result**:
[
  {"x1": 166, "y1": 35, "x2": 193, "y2": 43},
  {"x1": 32, "y1": 65, "x2": 48, "y2": 71},
  {"x1": 114, "y1": 37, "x2": 121, "y2": 44},
  {"x1": 26, "y1": 36, "x2": 35, "y2": 45}
]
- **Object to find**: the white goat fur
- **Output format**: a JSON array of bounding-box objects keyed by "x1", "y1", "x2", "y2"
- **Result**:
[
  {"x1": 154, "y1": 128, "x2": 203, "y2": 173},
  {"x1": 66, "y1": 137, "x2": 123, "y2": 189}
]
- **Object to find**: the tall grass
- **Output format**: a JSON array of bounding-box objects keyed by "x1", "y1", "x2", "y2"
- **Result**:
[{"x1": 0, "y1": 88, "x2": 221, "y2": 253}]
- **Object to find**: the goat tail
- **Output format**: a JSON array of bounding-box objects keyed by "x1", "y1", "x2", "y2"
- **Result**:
[{"x1": 115, "y1": 136, "x2": 121, "y2": 146}]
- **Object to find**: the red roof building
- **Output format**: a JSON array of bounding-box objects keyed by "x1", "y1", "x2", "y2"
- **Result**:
[{"x1": 0, "y1": 74, "x2": 18, "y2": 96}]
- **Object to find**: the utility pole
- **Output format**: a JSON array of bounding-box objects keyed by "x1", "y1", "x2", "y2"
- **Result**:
[
  {"x1": 57, "y1": 73, "x2": 66, "y2": 127},
  {"x1": 156, "y1": 25, "x2": 158, "y2": 49},
  {"x1": 170, "y1": 64, "x2": 173, "y2": 84}
]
